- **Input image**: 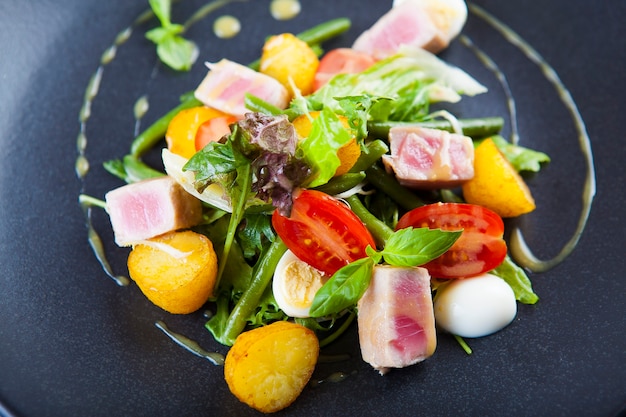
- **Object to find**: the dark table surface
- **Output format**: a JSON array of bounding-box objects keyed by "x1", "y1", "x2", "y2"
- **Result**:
[{"x1": 1, "y1": 1, "x2": 624, "y2": 416}]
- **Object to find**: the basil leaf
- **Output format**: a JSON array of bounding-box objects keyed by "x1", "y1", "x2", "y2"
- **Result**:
[
  {"x1": 184, "y1": 141, "x2": 240, "y2": 187},
  {"x1": 491, "y1": 255, "x2": 539, "y2": 304},
  {"x1": 309, "y1": 257, "x2": 375, "y2": 318},
  {"x1": 381, "y1": 227, "x2": 461, "y2": 267}
]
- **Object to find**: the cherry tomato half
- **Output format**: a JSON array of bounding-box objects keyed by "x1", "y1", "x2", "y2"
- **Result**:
[
  {"x1": 272, "y1": 189, "x2": 376, "y2": 276},
  {"x1": 194, "y1": 115, "x2": 239, "y2": 152},
  {"x1": 313, "y1": 48, "x2": 376, "y2": 91},
  {"x1": 396, "y1": 203, "x2": 507, "y2": 278}
]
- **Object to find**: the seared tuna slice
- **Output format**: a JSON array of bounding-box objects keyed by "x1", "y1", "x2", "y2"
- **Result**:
[
  {"x1": 194, "y1": 59, "x2": 290, "y2": 118},
  {"x1": 105, "y1": 176, "x2": 203, "y2": 246},
  {"x1": 357, "y1": 265, "x2": 436, "y2": 374},
  {"x1": 352, "y1": 0, "x2": 467, "y2": 58},
  {"x1": 382, "y1": 126, "x2": 474, "y2": 189}
]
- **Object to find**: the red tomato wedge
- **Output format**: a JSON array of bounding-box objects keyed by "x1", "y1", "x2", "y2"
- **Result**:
[
  {"x1": 194, "y1": 115, "x2": 239, "y2": 152},
  {"x1": 272, "y1": 189, "x2": 376, "y2": 276},
  {"x1": 396, "y1": 203, "x2": 507, "y2": 278},
  {"x1": 313, "y1": 48, "x2": 376, "y2": 91}
]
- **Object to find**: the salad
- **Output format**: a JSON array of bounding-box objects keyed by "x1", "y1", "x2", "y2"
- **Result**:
[{"x1": 82, "y1": 0, "x2": 554, "y2": 413}]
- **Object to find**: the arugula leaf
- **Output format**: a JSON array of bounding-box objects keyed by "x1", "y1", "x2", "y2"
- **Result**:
[
  {"x1": 237, "y1": 213, "x2": 275, "y2": 259},
  {"x1": 491, "y1": 255, "x2": 539, "y2": 304},
  {"x1": 489, "y1": 135, "x2": 551, "y2": 173},
  {"x1": 380, "y1": 227, "x2": 462, "y2": 267},
  {"x1": 145, "y1": 0, "x2": 198, "y2": 71},
  {"x1": 309, "y1": 257, "x2": 375, "y2": 318},
  {"x1": 205, "y1": 296, "x2": 231, "y2": 345}
]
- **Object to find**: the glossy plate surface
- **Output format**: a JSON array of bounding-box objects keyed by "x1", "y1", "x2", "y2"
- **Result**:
[{"x1": 1, "y1": 1, "x2": 625, "y2": 416}]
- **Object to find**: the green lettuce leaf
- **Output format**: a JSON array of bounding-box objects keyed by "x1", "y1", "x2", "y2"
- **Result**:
[
  {"x1": 298, "y1": 107, "x2": 352, "y2": 187},
  {"x1": 308, "y1": 48, "x2": 487, "y2": 122},
  {"x1": 491, "y1": 255, "x2": 539, "y2": 304},
  {"x1": 490, "y1": 135, "x2": 551, "y2": 173}
]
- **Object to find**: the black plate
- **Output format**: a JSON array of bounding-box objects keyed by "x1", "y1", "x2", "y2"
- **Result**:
[{"x1": 1, "y1": 1, "x2": 625, "y2": 416}]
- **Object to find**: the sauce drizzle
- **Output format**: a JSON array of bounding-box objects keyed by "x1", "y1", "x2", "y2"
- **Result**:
[
  {"x1": 459, "y1": 35, "x2": 519, "y2": 145},
  {"x1": 469, "y1": 4, "x2": 596, "y2": 272},
  {"x1": 155, "y1": 321, "x2": 225, "y2": 365}
]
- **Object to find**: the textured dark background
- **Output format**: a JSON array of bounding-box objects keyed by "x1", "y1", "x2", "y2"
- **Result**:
[{"x1": 1, "y1": 1, "x2": 624, "y2": 416}]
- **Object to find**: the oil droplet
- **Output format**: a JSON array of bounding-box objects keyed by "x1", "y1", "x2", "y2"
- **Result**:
[
  {"x1": 133, "y1": 95, "x2": 150, "y2": 120},
  {"x1": 270, "y1": 0, "x2": 301, "y2": 21},
  {"x1": 76, "y1": 131, "x2": 87, "y2": 153},
  {"x1": 310, "y1": 370, "x2": 356, "y2": 388},
  {"x1": 114, "y1": 26, "x2": 133, "y2": 45},
  {"x1": 101, "y1": 45, "x2": 117, "y2": 65},
  {"x1": 75, "y1": 155, "x2": 90, "y2": 178},
  {"x1": 213, "y1": 15, "x2": 241, "y2": 39}
]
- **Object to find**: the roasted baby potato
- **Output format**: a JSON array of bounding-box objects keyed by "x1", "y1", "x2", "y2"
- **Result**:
[
  {"x1": 260, "y1": 33, "x2": 319, "y2": 98},
  {"x1": 127, "y1": 230, "x2": 218, "y2": 314},
  {"x1": 224, "y1": 321, "x2": 319, "y2": 413}
]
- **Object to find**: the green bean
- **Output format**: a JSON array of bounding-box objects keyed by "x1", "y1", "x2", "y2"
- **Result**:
[
  {"x1": 349, "y1": 139, "x2": 389, "y2": 173},
  {"x1": 345, "y1": 194, "x2": 393, "y2": 247},
  {"x1": 122, "y1": 154, "x2": 165, "y2": 182},
  {"x1": 296, "y1": 18, "x2": 351, "y2": 46},
  {"x1": 365, "y1": 165, "x2": 424, "y2": 211},
  {"x1": 248, "y1": 18, "x2": 351, "y2": 70},
  {"x1": 367, "y1": 117, "x2": 505, "y2": 139},
  {"x1": 244, "y1": 93, "x2": 284, "y2": 116},
  {"x1": 313, "y1": 172, "x2": 366, "y2": 195},
  {"x1": 130, "y1": 96, "x2": 202, "y2": 157},
  {"x1": 221, "y1": 238, "x2": 287, "y2": 345}
]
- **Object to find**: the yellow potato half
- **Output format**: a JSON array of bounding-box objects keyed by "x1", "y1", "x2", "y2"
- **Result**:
[
  {"x1": 462, "y1": 138, "x2": 536, "y2": 217},
  {"x1": 224, "y1": 321, "x2": 319, "y2": 413},
  {"x1": 127, "y1": 230, "x2": 218, "y2": 314}
]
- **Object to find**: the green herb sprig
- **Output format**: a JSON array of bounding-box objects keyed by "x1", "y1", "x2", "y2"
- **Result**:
[{"x1": 145, "y1": 0, "x2": 198, "y2": 71}]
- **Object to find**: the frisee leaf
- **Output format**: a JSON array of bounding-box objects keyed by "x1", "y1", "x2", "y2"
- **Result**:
[
  {"x1": 309, "y1": 257, "x2": 375, "y2": 318},
  {"x1": 380, "y1": 227, "x2": 462, "y2": 267}
]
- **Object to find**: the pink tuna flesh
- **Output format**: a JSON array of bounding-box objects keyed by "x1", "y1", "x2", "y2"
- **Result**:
[
  {"x1": 357, "y1": 265, "x2": 436, "y2": 374},
  {"x1": 382, "y1": 126, "x2": 474, "y2": 189},
  {"x1": 194, "y1": 59, "x2": 290, "y2": 118},
  {"x1": 352, "y1": 0, "x2": 447, "y2": 59},
  {"x1": 105, "y1": 176, "x2": 203, "y2": 247}
]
